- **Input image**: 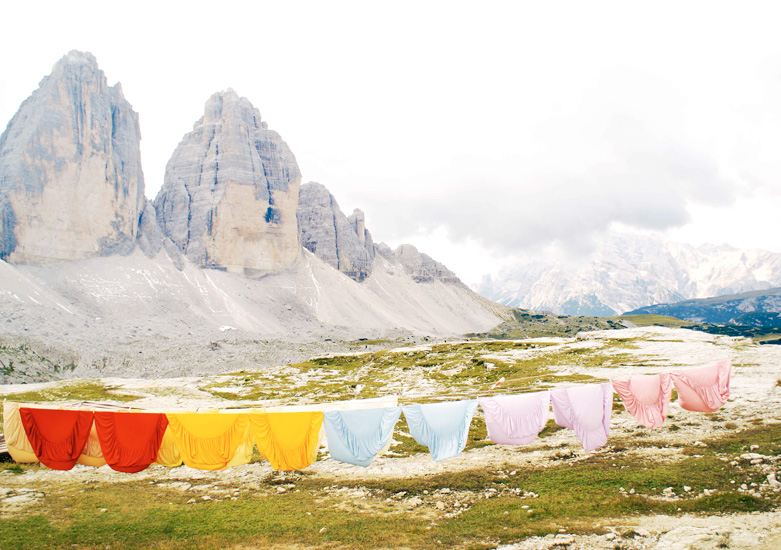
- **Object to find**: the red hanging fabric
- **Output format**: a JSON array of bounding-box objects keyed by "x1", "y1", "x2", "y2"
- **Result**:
[
  {"x1": 94, "y1": 411, "x2": 169, "y2": 473},
  {"x1": 20, "y1": 408, "x2": 94, "y2": 470}
]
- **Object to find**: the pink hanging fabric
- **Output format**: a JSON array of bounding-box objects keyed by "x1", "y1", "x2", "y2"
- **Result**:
[
  {"x1": 612, "y1": 374, "x2": 672, "y2": 428},
  {"x1": 478, "y1": 391, "x2": 550, "y2": 445},
  {"x1": 671, "y1": 361, "x2": 731, "y2": 412},
  {"x1": 550, "y1": 382, "x2": 612, "y2": 451}
]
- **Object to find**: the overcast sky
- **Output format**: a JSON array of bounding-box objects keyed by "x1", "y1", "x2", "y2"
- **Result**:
[{"x1": 2, "y1": 1, "x2": 781, "y2": 285}]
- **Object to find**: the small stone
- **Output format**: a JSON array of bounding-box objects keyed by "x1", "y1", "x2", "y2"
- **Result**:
[
  {"x1": 504, "y1": 511, "x2": 509, "y2": 515},
  {"x1": 750, "y1": 445, "x2": 760, "y2": 450},
  {"x1": 277, "y1": 487, "x2": 287, "y2": 493},
  {"x1": 202, "y1": 496, "x2": 211, "y2": 501},
  {"x1": 319, "y1": 527, "x2": 326, "y2": 534},
  {"x1": 510, "y1": 471, "x2": 517, "y2": 476},
  {"x1": 636, "y1": 528, "x2": 650, "y2": 537},
  {"x1": 521, "y1": 505, "x2": 529, "y2": 510},
  {"x1": 186, "y1": 498, "x2": 196, "y2": 504},
  {"x1": 558, "y1": 528, "x2": 566, "y2": 533},
  {"x1": 435, "y1": 501, "x2": 446, "y2": 510},
  {"x1": 629, "y1": 488, "x2": 635, "y2": 495},
  {"x1": 527, "y1": 509, "x2": 533, "y2": 514},
  {"x1": 440, "y1": 488, "x2": 451, "y2": 494},
  {"x1": 605, "y1": 533, "x2": 616, "y2": 540},
  {"x1": 99, "y1": 508, "x2": 107, "y2": 513},
  {"x1": 683, "y1": 486, "x2": 691, "y2": 492},
  {"x1": 741, "y1": 484, "x2": 749, "y2": 490}
]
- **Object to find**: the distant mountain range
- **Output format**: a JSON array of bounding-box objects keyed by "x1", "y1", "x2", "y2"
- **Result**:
[
  {"x1": 476, "y1": 233, "x2": 781, "y2": 316},
  {"x1": 626, "y1": 287, "x2": 781, "y2": 328}
]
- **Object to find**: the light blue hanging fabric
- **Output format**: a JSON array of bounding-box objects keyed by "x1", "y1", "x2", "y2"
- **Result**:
[
  {"x1": 323, "y1": 407, "x2": 401, "y2": 467},
  {"x1": 402, "y1": 399, "x2": 478, "y2": 461}
]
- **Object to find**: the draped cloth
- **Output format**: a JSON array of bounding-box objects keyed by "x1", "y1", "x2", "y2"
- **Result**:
[
  {"x1": 478, "y1": 391, "x2": 550, "y2": 445},
  {"x1": 3, "y1": 402, "x2": 38, "y2": 463},
  {"x1": 153, "y1": 424, "x2": 183, "y2": 468},
  {"x1": 95, "y1": 412, "x2": 169, "y2": 473},
  {"x1": 250, "y1": 411, "x2": 324, "y2": 471},
  {"x1": 78, "y1": 420, "x2": 107, "y2": 467},
  {"x1": 671, "y1": 361, "x2": 731, "y2": 412},
  {"x1": 166, "y1": 412, "x2": 251, "y2": 470},
  {"x1": 401, "y1": 400, "x2": 478, "y2": 461},
  {"x1": 19, "y1": 408, "x2": 94, "y2": 470},
  {"x1": 550, "y1": 383, "x2": 613, "y2": 451},
  {"x1": 323, "y1": 407, "x2": 401, "y2": 467},
  {"x1": 612, "y1": 374, "x2": 672, "y2": 428}
]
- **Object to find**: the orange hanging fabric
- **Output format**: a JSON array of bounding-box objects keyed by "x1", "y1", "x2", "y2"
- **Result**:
[
  {"x1": 19, "y1": 408, "x2": 94, "y2": 470},
  {"x1": 94, "y1": 411, "x2": 169, "y2": 473},
  {"x1": 250, "y1": 410, "x2": 324, "y2": 471}
]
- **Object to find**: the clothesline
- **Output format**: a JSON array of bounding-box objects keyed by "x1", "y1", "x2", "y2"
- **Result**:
[{"x1": 2, "y1": 361, "x2": 732, "y2": 474}]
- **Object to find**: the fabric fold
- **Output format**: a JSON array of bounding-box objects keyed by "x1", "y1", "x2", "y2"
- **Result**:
[
  {"x1": 550, "y1": 383, "x2": 613, "y2": 451},
  {"x1": 612, "y1": 373, "x2": 672, "y2": 428},
  {"x1": 3, "y1": 402, "x2": 38, "y2": 463},
  {"x1": 250, "y1": 410, "x2": 324, "y2": 471},
  {"x1": 401, "y1": 399, "x2": 477, "y2": 461},
  {"x1": 671, "y1": 361, "x2": 731, "y2": 412},
  {"x1": 95, "y1": 411, "x2": 169, "y2": 473},
  {"x1": 77, "y1": 419, "x2": 107, "y2": 467},
  {"x1": 19, "y1": 408, "x2": 94, "y2": 470},
  {"x1": 478, "y1": 391, "x2": 550, "y2": 445},
  {"x1": 166, "y1": 412, "x2": 251, "y2": 470},
  {"x1": 152, "y1": 424, "x2": 183, "y2": 467},
  {"x1": 323, "y1": 407, "x2": 401, "y2": 467}
]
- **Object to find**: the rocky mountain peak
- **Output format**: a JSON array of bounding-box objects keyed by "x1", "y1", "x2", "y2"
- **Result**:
[
  {"x1": 153, "y1": 90, "x2": 301, "y2": 275},
  {"x1": 297, "y1": 182, "x2": 374, "y2": 281},
  {"x1": 0, "y1": 50, "x2": 145, "y2": 263}
]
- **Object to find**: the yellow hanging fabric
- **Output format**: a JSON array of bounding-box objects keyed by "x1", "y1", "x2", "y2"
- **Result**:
[
  {"x1": 153, "y1": 424, "x2": 183, "y2": 467},
  {"x1": 77, "y1": 418, "x2": 107, "y2": 467},
  {"x1": 250, "y1": 410, "x2": 324, "y2": 471},
  {"x1": 166, "y1": 412, "x2": 251, "y2": 470},
  {"x1": 3, "y1": 401, "x2": 38, "y2": 463}
]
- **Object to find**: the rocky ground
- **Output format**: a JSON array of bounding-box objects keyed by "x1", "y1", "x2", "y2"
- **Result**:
[{"x1": 0, "y1": 326, "x2": 779, "y2": 549}]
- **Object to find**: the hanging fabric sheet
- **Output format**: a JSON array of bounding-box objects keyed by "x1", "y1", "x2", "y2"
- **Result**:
[
  {"x1": 401, "y1": 399, "x2": 477, "y2": 461},
  {"x1": 19, "y1": 408, "x2": 94, "y2": 470},
  {"x1": 250, "y1": 410, "x2": 324, "y2": 471},
  {"x1": 550, "y1": 383, "x2": 613, "y2": 451},
  {"x1": 94, "y1": 411, "x2": 169, "y2": 473},
  {"x1": 671, "y1": 361, "x2": 731, "y2": 412},
  {"x1": 478, "y1": 391, "x2": 550, "y2": 445},
  {"x1": 166, "y1": 412, "x2": 251, "y2": 470},
  {"x1": 612, "y1": 373, "x2": 672, "y2": 428},
  {"x1": 323, "y1": 407, "x2": 401, "y2": 467},
  {"x1": 153, "y1": 423, "x2": 183, "y2": 468},
  {"x1": 78, "y1": 418, "x2": 107, "y2": 467},
  {"x1": 3, "y1": 402, "x2": 38, "y2": 463}
]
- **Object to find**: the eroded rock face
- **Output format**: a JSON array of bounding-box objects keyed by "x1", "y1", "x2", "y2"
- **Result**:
[
  {"x1": 378, "y1": 243, "x2": 461, "y2": 283},
  {"x1": 154, "y1": 90, "x2": 301, "y2": 275},
  {"x1": 0, "y1": 51, "x2": 145, "y2": 263},
  {"x1": 297, "y1": 182, "x2": 374, "y2": 281}
]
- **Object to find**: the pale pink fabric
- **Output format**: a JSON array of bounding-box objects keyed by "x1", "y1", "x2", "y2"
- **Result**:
[
  {"x1": 612, "y1": 374, "x2": 672, "y2": 428},
  {"x1": 478, "y1": 391, "x2": 550, "y2": 445},
  {"x1": 671, "y1": 361, "x2": 731, "y2": 412},
  {"x1": 550, "y1": 382, "x2": 613, "y2": 451}
]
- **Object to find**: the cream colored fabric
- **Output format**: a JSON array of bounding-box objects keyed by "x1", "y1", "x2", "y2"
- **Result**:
[{"x1": 3, "y1": 401, "x2": 38, "y2": 463}]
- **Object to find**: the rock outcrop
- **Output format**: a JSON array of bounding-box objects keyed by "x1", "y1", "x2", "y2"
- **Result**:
[
  {"x1": 377, "y1": 243, "x2": 460, "y2": 283},
  {"x1": 153, "y1": 90, "x2": 301, "y2": 275},
  {"x1": 0, "y1": 51, "x2": 145, "y2": 263},
  {"x1": 297, "y1": 182, "x2": 374, "y2": 281}
]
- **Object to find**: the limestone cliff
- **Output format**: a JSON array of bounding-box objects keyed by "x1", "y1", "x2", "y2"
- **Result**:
[
  {"x1": 0, "y1": 51, "x2": 145, "y2": 263},
  {"x1": 153, "y1": 90, "x2": 301, "y2": 275},
  {"x1": 297, "y1": 182, "x2": 375, "y2": 281},
  {"x1": 377, "y1": 243, "x2": 461, "y2": 283}
]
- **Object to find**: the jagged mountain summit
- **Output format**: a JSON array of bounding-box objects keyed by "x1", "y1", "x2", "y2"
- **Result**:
[
  {"x1": 0, "y1": 51, "x2": 145, "y2": 263},
  {"x1": 154, "y1": 90, "x2": 301, "y2": 275},
  {"x1": 0, "y1": 51, "x2": 508, "y2": 377},
  {"x1": 477, "y1": 233, "x2": 781, "y2": 316},
  {"x1": 297, "y1": 182, "x2": 375, "y2": 281}
]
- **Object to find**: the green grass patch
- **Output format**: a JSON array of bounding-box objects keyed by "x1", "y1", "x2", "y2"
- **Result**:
[
  {"x1": 612, "y1": 314, "x2": 694, "y2": 328},
  {"x1": 2, "y1": 381, "x2": 140, "y2": 404}
]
